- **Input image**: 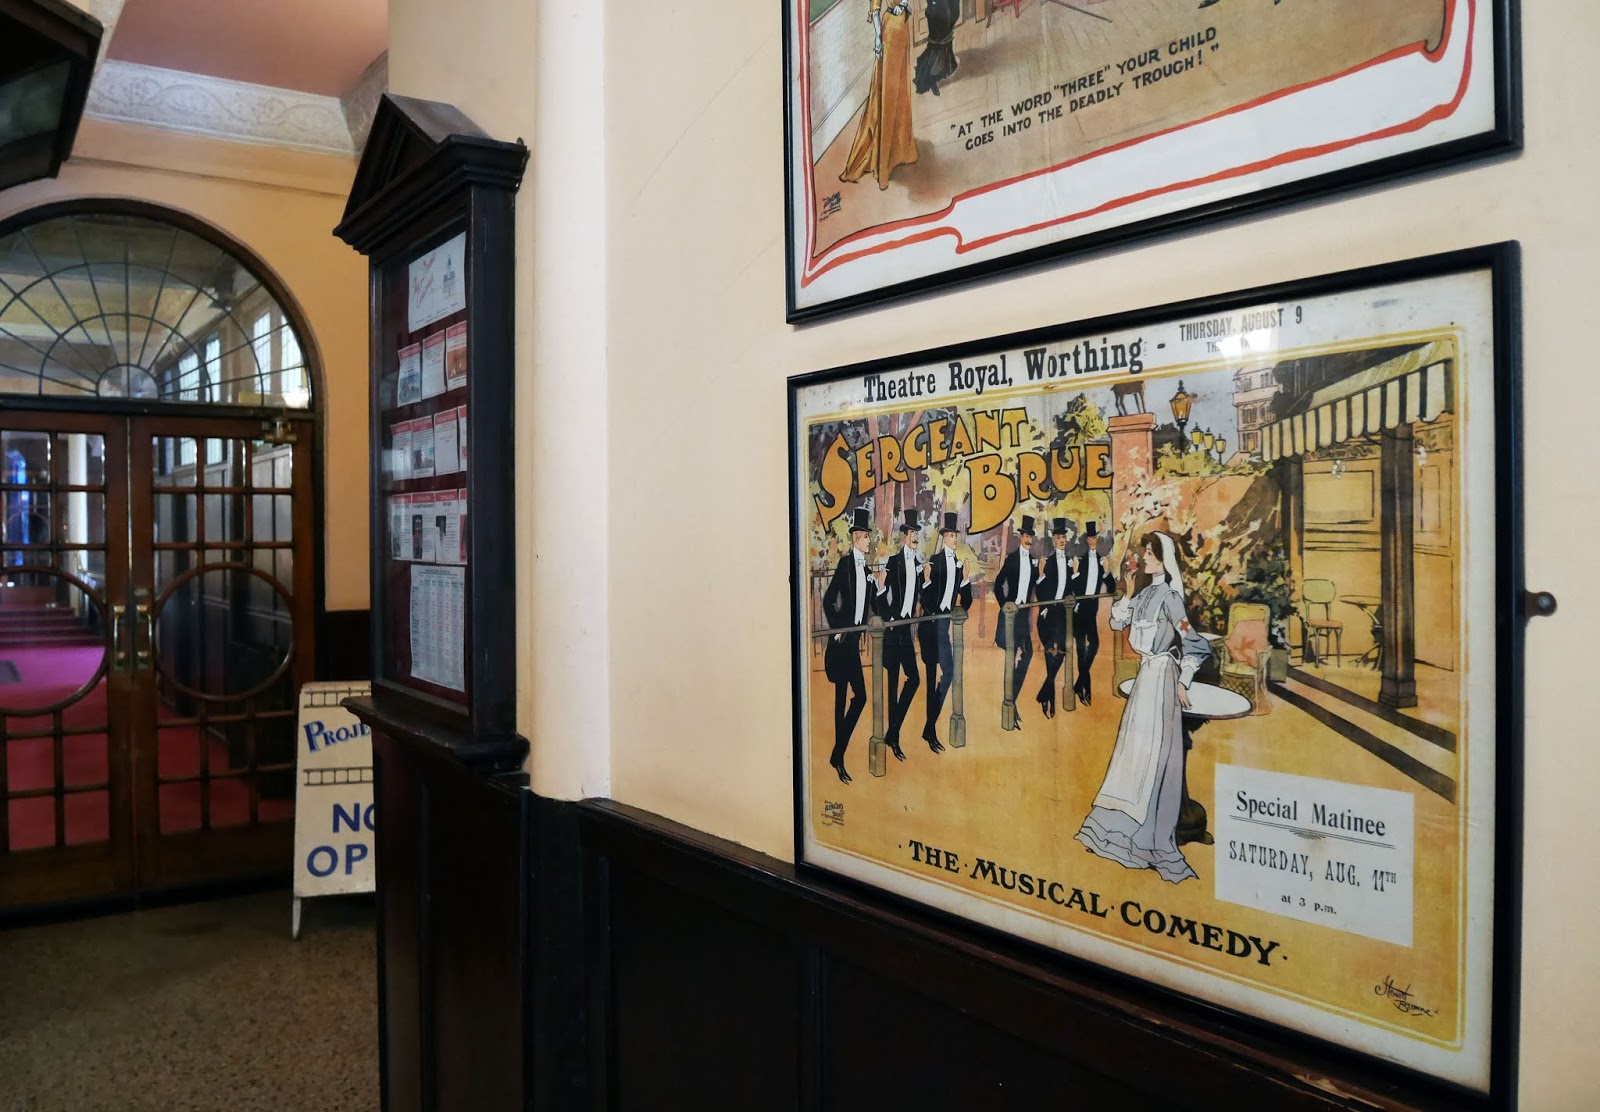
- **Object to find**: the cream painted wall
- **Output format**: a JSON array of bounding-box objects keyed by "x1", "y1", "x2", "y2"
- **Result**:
[
  {"x1": 386, "y1": 0, "x2": 1600, "y2": 1103},
  {"x1": 389, "y1": 0, "x2": 612, "y2": 797},
  {"x1": 598, "y1": 4, "x2": 1596, "y2": 1108},
  {"x1": 0, "y1": 119, "x2": 372, "y2": 611}
]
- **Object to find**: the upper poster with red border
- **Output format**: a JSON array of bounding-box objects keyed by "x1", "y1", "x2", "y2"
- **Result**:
[{"x1": 784, "y1": 0, "x2": 1517, "y2": 321}]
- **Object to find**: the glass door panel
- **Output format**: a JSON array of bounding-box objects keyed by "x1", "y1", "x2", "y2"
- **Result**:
[
  {"x1": 0, "y1": 417, "x2": 132, "y2": 908},
  {"x1": 1, "y1": 413, "x2": 315, "y2": 908},
  {"x1": 131, "y1": 420, "x2": 312, "y2": 888}
]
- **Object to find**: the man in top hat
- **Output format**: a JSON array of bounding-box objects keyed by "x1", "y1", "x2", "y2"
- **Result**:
[
  {"x1": 875, "y1": 508, "x2": 924, "y2": 762},
  {"x1": 918, "y1": 510, "x2": 971, "y2": 751},
  {"x1": 992, "y1": 514, "x2": 1038, "y2": 723},
  {"x1": 1033, "y1": 516, "x2": 1077, "y2": 718},
  {"x1": 1068, "y1": 519, "x2": 1114, "y2": 705},
  {"x1": 822, "y1": 506, "x2": 887, "y2": 783}
]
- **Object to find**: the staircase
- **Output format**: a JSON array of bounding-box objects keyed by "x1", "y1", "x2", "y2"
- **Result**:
[{"x1": 0, "y1": 603, "x2": 105, "y2": 649}]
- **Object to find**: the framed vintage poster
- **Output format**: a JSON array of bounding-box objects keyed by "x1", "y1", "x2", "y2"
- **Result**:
[
  {"x1": 787, "y1": 244, "x2": 1522, "y2": 1102},
  {"x1": 783, "y1": 0, "x2": 1520, "y2": 321}
]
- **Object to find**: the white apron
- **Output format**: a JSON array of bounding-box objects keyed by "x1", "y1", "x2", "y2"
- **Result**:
[{"x1": 1088, "y1": 618, "x2": 1179, "y2": 827}]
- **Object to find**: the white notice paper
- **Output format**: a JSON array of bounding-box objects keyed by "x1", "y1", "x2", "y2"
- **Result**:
[
  {"x1": 408, "y1": 493, "x2": 435, "y2": 562},
  {"x1": 429, "y1": 493, "x2": 462, "y2": 566},
  {"x1": 445, "y1": 322, "x2": 468, "y2": 390},
  {"x1": 421, "y1": 331, "x2": 447, "y2": 400},
  {"x1": 433, "y1": 410, "x2": 460, "y2": 475},
  {"x1": 390, "y1": 421, "x2": 412, "y2": 482},
  {"x1": 406, "y1": 233, "x2": 466, "y2": 332},
  {"x1": 409, "y1": 563, "x2": 466, "y2": 691},
  {"x1": 1213, "y1": 765, "x2": 1415, "y2": 946},
  {"x1": 389, "y1": 496, "x2": 408, "y2": 561},
  {"x1": 396, "y1": 343, "x2": 422, "y2": 405},
  {"x1": 408, "y1": 419, "x2": 435, "y2": 479}
]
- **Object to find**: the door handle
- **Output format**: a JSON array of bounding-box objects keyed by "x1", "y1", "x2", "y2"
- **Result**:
[
  {"x1": 135, "y1": 600, "x2": 152, "y2": 670},
  {"x1": 111, "y1": 603, "x2": 129, "y2": 670}
]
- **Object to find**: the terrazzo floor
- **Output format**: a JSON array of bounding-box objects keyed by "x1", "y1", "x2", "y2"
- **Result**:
[{"x1": 0, "y1": 891, "x2": 378, "y2": 1111}]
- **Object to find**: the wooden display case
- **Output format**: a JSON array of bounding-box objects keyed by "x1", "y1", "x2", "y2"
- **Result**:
[{"x1": 335, "y1": 94, "x2": 528, "y2": 768}]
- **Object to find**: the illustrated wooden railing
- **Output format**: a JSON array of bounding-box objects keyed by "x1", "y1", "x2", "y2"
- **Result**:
[
  {"x1": 995, "y1": 591, "x2": 1115, "y2": 729},
  {"x1": 811, "y1": 590, "x2": 1118, "y2": 778},
  {"x1": 811, "y1": 607, "x2": 968, "y2": 778}
]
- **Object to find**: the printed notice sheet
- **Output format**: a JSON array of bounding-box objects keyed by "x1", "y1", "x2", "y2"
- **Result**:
[
  {"x1": 421, "y1": 331, "x2": 447, "y2": 400},
  {"x1": 392, "y1": 492, "x2": 466, "y2": 566},
  {"x1": 427, "y1": 492, "x2": 464, "y2": 566},
  {"x1": 389, "y1": 496, "x2": 406, "y2": 560},
  {"x1": 407, "y1": 418, "x2": 435, "y2": 479},
  {"x1": 407, "y1": 233, "x2": 466, "y2": 332},
  {"x1": 389, "y1": 421, "x2": 412, "y2": 482},
  {"x1": 408, "y1": 494, "x2": 432, "y2": 562},
  {"x1": 445, "y1": 322, "x2": 468, "y2": 390},
  {"x1": 396, "y1": 343, "x2": 422, "y2": 405},
  {"x1": 1214, "y1": 766, "x2": 1415, "y2": 946},
  {"x1": 434, "y1": 409, "x2": 461, "y2": 475},
  {"x1": 409, "y1": 563, "x2": 465, "y2": 691}
]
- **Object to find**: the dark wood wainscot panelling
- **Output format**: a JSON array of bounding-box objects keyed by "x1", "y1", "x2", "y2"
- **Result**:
[
  {"x1": 577, "y1": 801, "x2": 1468, "y2": 1112},
  {"x1": 364, "y1": 713, "x2": 531, "y2": 1112},
  {"x1": 363, "y1": 783, "x2": 1487, "y2": 1110}
]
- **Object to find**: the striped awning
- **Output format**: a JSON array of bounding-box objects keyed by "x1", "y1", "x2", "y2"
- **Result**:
[{"x1": 1262, "y1": 343, "x2": 1453, "y2": 462}]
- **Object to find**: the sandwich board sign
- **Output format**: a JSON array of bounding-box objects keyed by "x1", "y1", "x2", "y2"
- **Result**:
[{"x1": 291, "y1": 681, "x2": 374, "y2": 939}]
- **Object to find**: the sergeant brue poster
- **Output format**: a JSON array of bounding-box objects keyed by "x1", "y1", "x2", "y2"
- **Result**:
[{"x1": 789, "y1": 252, "x2": 1515, "y2": 1091}]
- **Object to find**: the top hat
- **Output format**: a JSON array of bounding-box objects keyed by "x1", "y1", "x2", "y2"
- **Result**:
[
  {"x1": 1018, "y1": 514, "x2": 1037, "y2": 536},
  {"x1": 1084, "y1": 520, "x2": 1098, "y2": 537},
  {"x1": 899, "y1": 509, "x2": 919, "y2": 533},
  {"x1": 940, "y1": 511, "x2": 959, "y2": 534},
  {"x1": 848, "y1": 507, "x2": 872, "y2": 534},
  {"x1": 1051, "y1": 517, "x2": 1073, "y2": 537}
]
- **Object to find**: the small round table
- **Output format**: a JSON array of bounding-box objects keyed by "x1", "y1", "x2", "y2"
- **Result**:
[
  {"x1": 1116, "y1": 678, "x2": 1251, "y2": 846},
  {"x1": 1341, "y1": 594, "x2": 1383, "y2": 670}
]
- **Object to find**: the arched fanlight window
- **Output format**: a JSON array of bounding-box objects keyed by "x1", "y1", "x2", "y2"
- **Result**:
[{"x1": 0, "y1": 205, "x2": 313, "y2": 408}]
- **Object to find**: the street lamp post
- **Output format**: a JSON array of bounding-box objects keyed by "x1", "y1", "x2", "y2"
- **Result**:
[{"x1": 1169, "y1": 381, "x2": 1197, "y2": 448}]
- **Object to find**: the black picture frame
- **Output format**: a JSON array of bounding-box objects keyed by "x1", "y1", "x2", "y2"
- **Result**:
[
  {"x1": 783, "y1": 1, "x2": 1521, "y2": 323},
  {"x1": 786, "y1": 243, "x2": 1524, "y2": 1108}
]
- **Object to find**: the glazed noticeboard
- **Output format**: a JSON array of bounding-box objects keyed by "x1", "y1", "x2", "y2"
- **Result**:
[
  {"x1": 377, "y1": 229, "x2": 473, "y2": 707},
  {"x1": 334, "y1": 93, "x2": 526, "y2": 755},
  {"x1": 783, "y1": 0, "x2": 1519, "y2": 320},
  {"x1": 787, "y1": 245, "x2": 1523, "y2": 1102}
]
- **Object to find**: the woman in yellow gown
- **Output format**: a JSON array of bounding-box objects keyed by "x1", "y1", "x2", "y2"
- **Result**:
[{"x1": 840, "y1": 1, "x2": 918, "y2": 190}]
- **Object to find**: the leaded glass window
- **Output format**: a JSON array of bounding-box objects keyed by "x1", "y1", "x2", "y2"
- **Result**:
[{"x1": 0, "y1": 208, "x2": 314, "y2": 408}]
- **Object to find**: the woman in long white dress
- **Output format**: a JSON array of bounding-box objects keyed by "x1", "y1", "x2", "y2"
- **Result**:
[{"x1": 1076, "y1": 532, "x2": 1213, "y2": 884}]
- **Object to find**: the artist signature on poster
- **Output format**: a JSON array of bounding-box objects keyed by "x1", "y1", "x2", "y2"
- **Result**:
[{"x1": 1376, "y1": 976, "x2": 1438, "y2": 1018}]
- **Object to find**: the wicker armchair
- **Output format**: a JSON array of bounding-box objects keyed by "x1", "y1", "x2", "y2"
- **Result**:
[{"x1": 1216, "y1": 602, "x2": 1272, "y2": 714}]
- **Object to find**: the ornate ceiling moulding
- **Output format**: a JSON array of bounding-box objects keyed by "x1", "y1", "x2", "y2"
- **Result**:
[{"x1": 84, "y1": 58, "x2": 357, "y2": 156}]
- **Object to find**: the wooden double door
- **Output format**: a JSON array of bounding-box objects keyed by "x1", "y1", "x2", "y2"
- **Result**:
[{"x1": 0, "y1": 409, "x2": 315, "y2": 912}]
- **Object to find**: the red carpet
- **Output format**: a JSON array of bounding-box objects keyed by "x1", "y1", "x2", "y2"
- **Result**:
[{"x1": 4, "y1": 644, "x2": 293, "y2": 853}]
